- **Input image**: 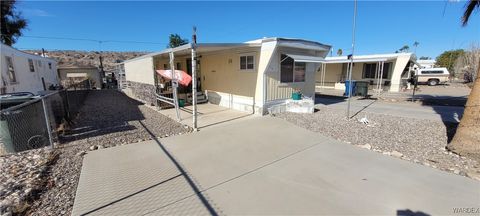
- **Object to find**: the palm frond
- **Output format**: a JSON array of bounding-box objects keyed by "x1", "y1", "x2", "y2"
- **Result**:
[{"x1": 462, "y1": 0, "x2": 480, "y2": 26}]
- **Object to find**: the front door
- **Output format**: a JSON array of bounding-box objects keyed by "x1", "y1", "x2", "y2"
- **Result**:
[{"x1": 186, "y1": 59, "x2": 201, "y2": 91}]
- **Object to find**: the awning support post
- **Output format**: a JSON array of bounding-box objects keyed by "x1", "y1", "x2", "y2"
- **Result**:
[
  {"x1": 320, "y1": 63, "x2": 326, "y2": 91},
  {"x1": 169, "y1": 52, "x2": 181, "y2": 121},
  {"x1": 191, "y1": 26, "x2": 198, "y2": 131},
  {"x1": 375, "y1": 61, "x2": 381, "y2": 95},
  {"x1": 379, "y1": 61, "x2": 384, "y2": 94}
]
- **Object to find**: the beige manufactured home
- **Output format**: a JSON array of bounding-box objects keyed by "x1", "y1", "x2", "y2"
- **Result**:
[
  {"x1": 316, "y1": 53, "x2": 419, "y2": 93},
  {"x1": 122, "y1": 37, "x2": 331, "y2": 114},
  {"x1": 58, "y1": 66, "x2": 102, "y2": 89}
]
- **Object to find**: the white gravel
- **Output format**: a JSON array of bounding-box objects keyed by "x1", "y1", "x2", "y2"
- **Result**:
[
  {"x1": 275, "y1": 107, "x2": 480, "y2": 180},
  {"x1": 1, "y1": 90, "x2": 189, "y2": 215}
]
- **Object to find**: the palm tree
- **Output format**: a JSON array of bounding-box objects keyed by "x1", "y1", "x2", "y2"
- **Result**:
[
  {"x1": 447, "y1": 0, "x2": 480, "y2": 158},
  {"x1": 413, "y1": 41, "x2": 419, "y2": 54},
  {"x1": 0, "y1": 0, "x2": 27, "y2": 45},
  {"x1": 167, "y1": 34, "x2": 188, "y2": 48}
]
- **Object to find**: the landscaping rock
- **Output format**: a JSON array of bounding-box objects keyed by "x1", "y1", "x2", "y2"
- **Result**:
[
  {"x1": 75, "y1": 151, "x2": 86, "y2": 157},
  {"x1": 358, "y1": 144, "x2": 371, "y2": 150},
  {"x1": 391, "y1": 151, "x2": 403, "y2": 158}
]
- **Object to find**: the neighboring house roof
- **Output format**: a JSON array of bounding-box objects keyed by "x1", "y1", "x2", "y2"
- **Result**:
[
  {"x1": 58, "y1": 65, "x2": 99, "y2": 70},
  {"x1": 1, "y1": 43, "x2": 57, "y2": 62},
  {"x1": 325, "y1": 53, "x2": 418, "y2": 64},
  {"x1": 122, "y1": 37, "x2": 332, "y2": 64}
]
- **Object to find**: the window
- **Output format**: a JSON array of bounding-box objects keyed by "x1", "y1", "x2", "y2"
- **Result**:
[
  {"x1": 5, "y1": 56, "x2": 17, "y2": 83},
  {"x1": 280, "y1": 54, "x2": 306, "y2": 83},
  {"x1": 240, "y1": 55, "x2": 254, "y2": 70},
  {"x1": 28, "y1": 59, "x2": 35, "y2": 72},
  {"x1": 37, "y1": 60, "x2": 42, "y2": 68},
  {"x1": 363, "y1": 63, "x2": 377, "y2": 78},
  {"x1": 294, "y1": 62, "x2": 306, "y2": 82},
  {"x1": 421, "y1": 70, "x2": 443, "y2": 74},
  {"x1": 363, "y1": 62, "x2": 390, "y2": 79},
  {"x1": 176, "y1": 62, "x2": 181, "y2": 70},
  {"x1": 48, "y1": 62, "x2": 52, "y2": 69}
]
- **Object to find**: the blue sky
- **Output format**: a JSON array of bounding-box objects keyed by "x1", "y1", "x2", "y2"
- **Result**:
[{"x1": 14, "y1": 1, "x2": 480, "y2": 59}]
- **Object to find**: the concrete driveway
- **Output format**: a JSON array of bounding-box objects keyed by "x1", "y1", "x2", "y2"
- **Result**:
[
  {"x1": 72, "y1": 117, "x2": 479, "y2": 215},
  {"x1": 315, "y1": 96, "x2": 464, "y2": 123}
]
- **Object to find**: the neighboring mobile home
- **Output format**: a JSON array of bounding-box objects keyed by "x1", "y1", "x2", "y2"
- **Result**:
[
  {"x1": 58, "y1": 65, "x2": 102, "y2": 89},
  {"x1": 0, "y1": 44, "x2": 59, "y2": 95},
  {"x1": 123, "y1": 37, "x2": 331, "y2": 114},
  {"x1": 316, "y1": 53, "x2": 419, "y2": 93},
  {"x1": 416, "y1": 59, "x2": 436, "y2": 69}
]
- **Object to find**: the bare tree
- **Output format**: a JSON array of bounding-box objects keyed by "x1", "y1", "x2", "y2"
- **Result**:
[{"x1": 454, "y1": 44, "x2": 480, "y2": 82}]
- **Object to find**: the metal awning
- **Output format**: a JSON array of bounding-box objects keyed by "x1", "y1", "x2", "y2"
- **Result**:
[
  {"x1": 286, "y1": 54, "x2": 325, "y2": 63},
  {"x1": 324, "y1": 58, "x2": 388, "y2": 64}
]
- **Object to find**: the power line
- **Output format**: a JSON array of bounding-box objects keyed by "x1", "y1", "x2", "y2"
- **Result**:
[{"x1": 22, "y1": 35, "x2": 167, "y2": 45}]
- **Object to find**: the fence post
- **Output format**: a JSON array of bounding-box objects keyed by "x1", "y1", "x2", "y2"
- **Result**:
[
  {"x1": 41, "y1": 97, "x2": 54, "y2": 149},
  {"x1": 64, "y1": 89, "x2": 71, "y2": 119}
]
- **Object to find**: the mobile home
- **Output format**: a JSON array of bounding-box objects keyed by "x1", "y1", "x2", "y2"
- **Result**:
[
  {"x1": 316, "y1": 53, "x2": 419, "y2": 93},
  {"x1": 123, "y1": 37, "x2": 331, "y2": 114},
  {"x1": 0, "y1": 44, "x2": 59, "y2": 95}
]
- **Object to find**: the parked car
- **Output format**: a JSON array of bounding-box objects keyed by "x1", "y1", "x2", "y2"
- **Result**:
[{"x1": 415, "y1": 67, "x2": 450, "y2": 86}]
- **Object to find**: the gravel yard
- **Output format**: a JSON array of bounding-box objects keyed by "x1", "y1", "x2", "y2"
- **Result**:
[
  {"x1": 1, "y1": 90, "x2": 189, "y2": 216},
  {"x1": 276, "y1": 108, "x2": 480, "y2": 181}
]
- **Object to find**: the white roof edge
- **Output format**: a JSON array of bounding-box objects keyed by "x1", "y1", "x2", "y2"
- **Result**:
[
  {"x1": 326, "y1": 52, "x2": 412, "y2": 59},
  {"x1": 122, "y1": 37, "x2": 331, "y2": 64},
  {"x1": 324, "y1": 58, "x2": 389, "y2": 64},
  {"x1": 122, "y1": 42, "x2": 263, "y2": 64},
  {"x1": 1, "y1": 43, "x2": 57, "y2": 62}
]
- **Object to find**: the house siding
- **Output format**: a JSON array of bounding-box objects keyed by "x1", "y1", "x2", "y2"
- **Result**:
[
  {"x1": 124, "y1": 57, "x2": 154, "y2": 85},
  {"x1": 201, "y1": 48, "x2": 260, "y2": 98},
  {"x1": 265, "y1": 47, "x2": 320, "y2": 101}
]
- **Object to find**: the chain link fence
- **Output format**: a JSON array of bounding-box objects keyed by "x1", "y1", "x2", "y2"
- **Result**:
[{"x1": 0, "y1": 80, "x2": 91, "y2": 155}]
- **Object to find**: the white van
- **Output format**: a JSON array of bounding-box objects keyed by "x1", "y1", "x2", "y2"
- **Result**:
[{"x1": 415, "y1": 67, "x2": 450, "y2": 86}]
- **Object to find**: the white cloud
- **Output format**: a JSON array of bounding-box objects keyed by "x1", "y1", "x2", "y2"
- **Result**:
[{"x1": 23, "y1": 9, "x2": 54, "y2": 17}]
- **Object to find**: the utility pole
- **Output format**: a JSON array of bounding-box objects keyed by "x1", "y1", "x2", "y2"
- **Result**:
[
  {"x1": 346, "y1": 0, "x2": 358, "y2": 119},
  {"x1": 99, "y1": 55, "x2": 106, "y2": 89},
  {"x1": 192, "y1": 26, "x2": 198, "y2": 131}
]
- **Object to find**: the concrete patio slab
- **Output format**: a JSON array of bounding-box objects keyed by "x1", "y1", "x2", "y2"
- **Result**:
[{"x1": 157, "y1": 103, "x2": 254, "y2": 129}]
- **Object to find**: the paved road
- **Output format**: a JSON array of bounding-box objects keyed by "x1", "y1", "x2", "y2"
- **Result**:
[
  {"x1": 72, "y1": 117, "x2": 479, "y2": 215},
  {"x1": 315, "y1": 97, "x2": 464, "y2": 123}
]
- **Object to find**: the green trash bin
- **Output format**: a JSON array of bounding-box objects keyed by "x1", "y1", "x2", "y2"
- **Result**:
[
  {"x1": 178, "y1": 99, "x2": 185, "y2": 108},
  {"x1": 355, "y1": 81, "x2": 369, "y2": 97},
  {"x1": 292, "y1": 92, "x2": 302, "y2": 100}
]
